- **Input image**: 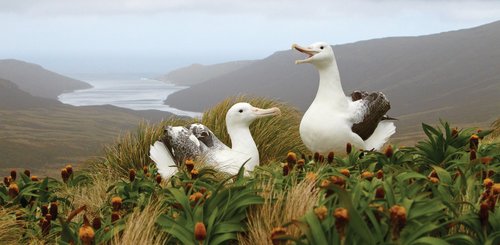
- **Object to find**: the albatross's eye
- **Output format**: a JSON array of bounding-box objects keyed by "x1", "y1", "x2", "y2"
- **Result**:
[
  {"x1": 239, "y1": 109, "x2": 243, "y2": 113},
  {"x1": 320, "y1": 46, "x2": 324, "y2": 50}
]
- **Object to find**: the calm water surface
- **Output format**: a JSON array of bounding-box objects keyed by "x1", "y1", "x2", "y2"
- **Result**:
[{"x1": 58, "y1": 77, "x2": 201, "y2": 117}]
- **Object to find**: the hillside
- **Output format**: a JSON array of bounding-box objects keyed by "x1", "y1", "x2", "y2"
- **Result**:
[
  {"x1": 0, "y1": 78, "x2": 172, "y2": 175},
  {"x1": 0, "y1": 59, "x2": 91, "y2": 99},
  {"x1": 157, "y1": 60, "x2": 254, "y2": 85},
  {"x1": 165, "y1": 21, "x2": 500, "y2": 140}
]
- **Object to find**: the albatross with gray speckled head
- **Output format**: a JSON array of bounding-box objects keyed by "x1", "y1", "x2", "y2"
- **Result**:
[{"x1": 150, "y1": 102, "x2": 281, "y2": 179}]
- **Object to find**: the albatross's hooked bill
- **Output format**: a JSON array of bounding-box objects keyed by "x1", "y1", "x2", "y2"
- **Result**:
[
  {"x1": 149, "y1": 102, "x2": 281, "y2": 179},
  {"x1": 292, "y1": 42, "x2": 396, "y2": 154}
]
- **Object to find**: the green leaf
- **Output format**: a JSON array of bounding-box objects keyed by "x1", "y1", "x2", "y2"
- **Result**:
[{"x1": 410, "y1": 236, "x2": 450, "y2": 245}]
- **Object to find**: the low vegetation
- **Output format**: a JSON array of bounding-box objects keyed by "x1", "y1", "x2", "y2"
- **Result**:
[{"x1": 0, "y1": 97, "x2": 498, "y2": 244}]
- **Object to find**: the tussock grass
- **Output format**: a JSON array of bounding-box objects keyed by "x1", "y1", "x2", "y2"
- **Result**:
[
  {"x1": 202, "y1": 96, "x2": 307, "y2": 164},
  {"x1": 112, "y1": 199, "x2": 169, "y2": 245},
  {"x1": 486, "y1": 118, "x2": 500, "y2": 143},
  {"x1": 0, "y1": 207, "x2": 24, "y2": 244},
  {"x1": 90, "y1": 118, "x2": 191, "y2": 178},
  {"x1": 240, "y1": 176, "x2": 320, "y2": 244},
  {"x1": 57, "y1": 170, "x2": 116, "y2": 217}
]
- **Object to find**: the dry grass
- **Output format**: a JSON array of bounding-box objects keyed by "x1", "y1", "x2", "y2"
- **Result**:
[
  {"x1": 112, "y1": 199, "x2": 169, "y2": 245},
  {"x1": 202, "y1": 96, "x2": 307, "y2": 164},
  {"x1": 57, "y1": 170, "x2": 117, "y2": 217},
  {"x1": 239, "y1": 176, "x2": 320, "y2": 244},
  {"x1": 0, "y1": 207, "x2": 24, "y2": 244},
  {"x1": 485, "y1": 118, "x2": 500, "y2": 143},
  {"x1": 90, "y1": 118, "x2": 191, "y2": 178}
]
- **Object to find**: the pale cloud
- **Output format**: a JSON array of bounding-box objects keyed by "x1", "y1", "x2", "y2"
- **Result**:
[{"x1": 0, "y1": 0, "x2": 499, "y2": 74}]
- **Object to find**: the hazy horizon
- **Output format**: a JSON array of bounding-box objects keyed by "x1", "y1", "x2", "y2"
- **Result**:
[{"x1": 2, "y1": 0, "x2": 500, "y2": 75}]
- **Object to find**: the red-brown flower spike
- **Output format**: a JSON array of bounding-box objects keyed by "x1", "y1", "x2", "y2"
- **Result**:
[
  {"x1": 92, "y1": 216, "x2": 102, "y2": 230},
  {"x1": 194, "y1": 222, "x2": 207, "y2": 241},
  {"x1": 155, "y1": 174, "x2": 162, "y2": 184},
  {"x1": 340, "y1": 168, "x2": 350, "y2": 177},
  {"x1": 492, "y1": 184, "x2": 500, "y2": 195},
  {"x1": 31, "y1": 175, "x2": 39, "y2": 182},
  {"x1": 129, "y1": 169, "x2": 136, "y2": 182},
  {"x1": 286, "y1": 152, "x2": 297, "y2": 169},
  {"x1": 390, "y1": 205, "x2": 407, "y2": 240},
  {"x1": 479, "y1": 202, "x2": 489, "y2": 226},
  {"x1": 143, "y1": 165, "x2": 148, "y2": 174},
  {"x1": 111, "y1": 212, "x2": 120, "y2": 222},
  {"x1": 334, "y1": 208, "x2": 349, "y2": 239},
  {"x1": 3, "y1": 176, "x2": 11, "y2": 186},
  {"x1": 24, "y1": 169, "x2": 30, "y2": 177},
  {"x1": 330, "y1": 176, "x2": 346, "y2": 188},
  {"x1": 314, "y1": 206, "x2": 328, "y2": 220},
  {"x1": 346, "y1": 143, "x2": 352, "y2": 154},
  {"x1": 111, "y1": 197, "x2": 122, "y2": 211},
  {"x1": 327, "y1": 152, "x2": 335, "y2": 164},
  {"x1": 313, "y1": 152, "x2": 320, "y2": 162},
  {"x1": 39, "y1": 217, "x2": 51, "y2": 236},
  {"x1": 41, "y1": 205, "x2": 49, "y2": 216},
  {"x1": 65, "y1": 164, "x2": 73, "y2": 176},
  {"x1": 481, "y1": 157, "x2": 493, "y2": 165},
  {"x1": 428, "y1": 177, "x2": 439, "y2": 184},
  {"x1": 296, "y1": 159, "x2": 305, "y2": 170},
  {"x1": 484, "y1": 178, "x2": 494, "y2": 189},
  {"x1": 375, "y1": 187, "x2": 385, "y2": 199},
  {"x1": 470, "y1": 134, "x2": 479, "y2": 151},
  {"x1": 429, "y1": 170, "x2": 438, "y2": 178},
  {"x1": 318, "y1": 154, "x2": 325, "y2": 163},
  {"x1": 376, "y1": 170, "x2": 384, "y2": 179},
  {"x1": 189, "y1": 192, "x2": 204, "y2": 203},
  {"x1": 320, "y1": 179, "x2": 331, "y2": 189},
  {"x1": 470, "y1": 149, "x2": 477, "y2": 161},
  {"x1": 10, "y1": 170, "x2": 16, "y2": 181},
  {"x1": 270, "y1": 226, "x2": 287, "y2": 245},
  {"x1": 361, "y1": 171, "x2": 374, "y2": 181},
  {"x1": 185, "y1": 159, "x2": 195, "y2": 172},
  {"x1": 61, "y1": 168, "x2": 70, "y2": 183},
  {"x1": 305, "y1": 172, "x2": 317, "y2": 182},
  {"x1": 79, "y1": 215, "x2": 95, "y2": 245},
  {"x1": 282, "y1": 164, "x2": 289, "y2": 176},
  {"x1": 451, "y1": 127, "x2": 458, "y2": 138},
  {"x1": 49, "y1": 202, "x2": 58, "y2": 219},
  {"x1": 190, "y1": 169, "x2": 199, "y2": 179},
  {"x1": 384, "y1": 145, "x2": 393, "y2": 158},
  {"x1": 8, "y1": 183, "x2": 19, "y2": 198}
]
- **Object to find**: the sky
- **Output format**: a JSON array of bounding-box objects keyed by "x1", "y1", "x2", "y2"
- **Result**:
[{"x1": 1, "y1": 0, "x2": 500, "y2": 76}]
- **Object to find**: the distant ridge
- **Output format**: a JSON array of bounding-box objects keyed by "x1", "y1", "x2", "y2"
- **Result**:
[
  {"x1": 165, "y1": 21, "x2": 500, "y2": 136},
  {"x1": 157, "y1": 60, "x2": 254, "y2": 85},
  {"x1": 0, "y1": 59, "x2": 91, "y2": 99}
]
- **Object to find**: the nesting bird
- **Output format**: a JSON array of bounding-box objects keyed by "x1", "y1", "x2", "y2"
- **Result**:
[
  {"x1": 292, "y1": 42, "x2": 396, "y2": 153},
  {"x1": 150, "y1": 102, "x2": 281, "y2": 178}
]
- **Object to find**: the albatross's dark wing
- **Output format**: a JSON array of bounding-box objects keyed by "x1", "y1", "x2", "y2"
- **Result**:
[
  {"x1": 350, "y1": 90, "x2": 395, "y2": 140},
  {"x1": 188, "y1": 123, "x2": 230, "y2": 151},
  {"x1": 160, "y1": 126, "x2": 205, "y2": 165}
]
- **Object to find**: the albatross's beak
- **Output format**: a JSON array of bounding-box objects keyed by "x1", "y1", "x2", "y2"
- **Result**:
[
  {"x1": 252, "y1": 107, "x2": 281, "y2": 118},
  {"x1": 292, "y1": 43, "x2": 319, "y2": 64}
]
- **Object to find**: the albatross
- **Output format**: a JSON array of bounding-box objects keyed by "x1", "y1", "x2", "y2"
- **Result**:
[
  {"x1": 292, "y1": 42, "x2": 396, "y2": 154},
  {"x1": 150, "y1": 102, "x2": 281, "y2": 178}
]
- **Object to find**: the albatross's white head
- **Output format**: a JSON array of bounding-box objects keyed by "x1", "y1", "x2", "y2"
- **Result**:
[
  {"x1": 226, "y1": 102, "x2": 281, "y2": 128},
  {"x1": 292, "y1": 42, "x2": 334, "y2": 68}
]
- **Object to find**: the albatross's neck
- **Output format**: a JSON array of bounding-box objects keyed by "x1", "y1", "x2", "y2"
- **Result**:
[
  {"x1": 312, "y1": 61, "x2": 347, "y2": 108},
  {"x1": 226, "y1": 124, "x2": 259, "y2": 168}
]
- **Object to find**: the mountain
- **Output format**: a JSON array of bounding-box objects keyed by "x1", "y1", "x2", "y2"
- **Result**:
[
  {"x1": 0, "y1": 59, "x2": 91, "y2": 99},
  {"x1": 157, "y1": 60, "x2": 254, "y2": 85},
  {"x1": 0, "y1": 76, "x2": 172, "y2": 176},
  {"x1": 165, "y1": 21, "x2": 500, "y2": 139}
]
